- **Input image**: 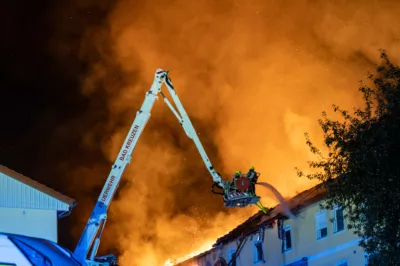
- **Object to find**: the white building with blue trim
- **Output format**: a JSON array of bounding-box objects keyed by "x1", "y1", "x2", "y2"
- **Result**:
[
  {"x1": 0, "y1": 165, "x2": 76, "y2": 243},
  {"x1": 175, "y1": 183, "x2": 367, "y2": 266}
]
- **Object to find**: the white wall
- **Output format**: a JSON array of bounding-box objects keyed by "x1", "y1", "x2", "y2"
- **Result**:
[
  {"x1": 281, "y1": 202, "x2": 365, "y2": 266},
  {"x1": 0, "y1": 207, "x2": 57, "y2": 243}
]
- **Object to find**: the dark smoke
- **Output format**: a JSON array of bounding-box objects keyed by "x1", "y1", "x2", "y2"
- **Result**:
[{"x1": 0, "y1": 0, "x2": 119, "y2": 252}]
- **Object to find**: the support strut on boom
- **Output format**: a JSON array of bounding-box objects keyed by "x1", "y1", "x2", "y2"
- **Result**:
[{"x1": 74, "y1": 69, "x2": 265, "y2": 265}]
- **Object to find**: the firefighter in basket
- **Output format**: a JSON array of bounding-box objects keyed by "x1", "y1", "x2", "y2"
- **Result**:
[{"x1": 247, "y1": 166, "x2": 259, "y2": 194}]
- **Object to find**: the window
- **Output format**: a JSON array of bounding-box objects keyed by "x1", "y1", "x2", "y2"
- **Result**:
[
  {"x1": 315, "y1": 210, "x2": 328, "y2": 240},
  {"x1": 253, "y1": 240, "x2": 264, "y2": 264},
  {"x1": 227, "y1": 248, "x2": 237, "y2": 266},
  {"x1": 283, "y1": 225, "x2": 292, "y2": 252},
  {"x1": 332, "y1": 206, "x2": 345, "y2": 233},
  {"x1": 336, "y1": 260, "x2": 348, "y2": 266}
]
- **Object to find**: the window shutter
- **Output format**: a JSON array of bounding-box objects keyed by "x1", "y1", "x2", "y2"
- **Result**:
[
  {"x1": 315, "y1": 210, "x2": 327, "y2": 239},
  {"x1": 332, "y1": 209, "x2": 337, "y2": 232},
  {"x1": 316, "y1": 211, "x2": 327, "y2": 230},
  {"x1": 278, "y1": 219, "x2": 284, "y2": 239}
]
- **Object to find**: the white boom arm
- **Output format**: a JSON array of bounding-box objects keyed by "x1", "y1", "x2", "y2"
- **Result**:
[
  {"x1": 74, "y1": 69, "x2": 226, "y2": 263},
  {"x1": 160, "y1": 74, "x2": 226, "y2": 188}
]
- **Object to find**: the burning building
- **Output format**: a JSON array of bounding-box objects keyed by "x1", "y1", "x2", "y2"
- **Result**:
[{"x1": 173, "y1": 183, "x2": 367, "y2": 266}]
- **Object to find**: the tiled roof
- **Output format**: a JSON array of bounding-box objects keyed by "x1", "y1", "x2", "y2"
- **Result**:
[{"x1": 0, "y1": 165, "x2": 76, "y2": 207}]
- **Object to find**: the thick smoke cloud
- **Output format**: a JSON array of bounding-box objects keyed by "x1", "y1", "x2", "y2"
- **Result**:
[
  {"x1": 5, "y1": 0, "x2": 398, "y2": 265},
  {"x1": 70, "y1": 0, "x2": 400, "y2": 265}
]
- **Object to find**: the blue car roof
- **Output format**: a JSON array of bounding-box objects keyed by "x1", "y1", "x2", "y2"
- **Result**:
[{"x1": 0, "y1": 233, "x2": 86, "y2": 266}]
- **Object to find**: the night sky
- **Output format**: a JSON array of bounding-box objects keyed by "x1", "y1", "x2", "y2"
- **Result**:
[{"x1": 1, "y1": 0, "x2": 119, "y2": 253}]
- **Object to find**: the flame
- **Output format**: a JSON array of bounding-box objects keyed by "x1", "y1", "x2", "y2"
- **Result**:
[
  {"x1": 71, "y1": 0, "x2": 400, "y2": 265},
  {"x1": 164, "y1": 240, "x2": 215, "y2": 266}
]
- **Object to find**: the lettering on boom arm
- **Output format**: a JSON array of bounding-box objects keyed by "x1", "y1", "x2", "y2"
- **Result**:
[
  {"x1": 99, "y1": 125, "x2": 140, "y2": 205},
  {"x1": 119, "y1": 125, "x2": 140, "y2": 162},
  {"x1": 100, "y1": 175, "x2": 116, "y2": 204}
]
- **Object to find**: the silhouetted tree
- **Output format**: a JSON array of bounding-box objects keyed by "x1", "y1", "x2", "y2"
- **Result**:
[{"x1": 297, "y1": 51, "x2": 400, "y2": 265}]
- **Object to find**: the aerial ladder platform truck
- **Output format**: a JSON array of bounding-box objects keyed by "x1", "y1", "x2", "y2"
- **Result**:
[{"x1": 74, "y1": 69, "x2": 265, "y2": 265}]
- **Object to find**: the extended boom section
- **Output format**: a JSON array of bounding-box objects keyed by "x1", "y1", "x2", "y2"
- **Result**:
[
  {"x1": 74, "y1": 69, "x2": 263, "y2": 265},
  {"x1": 74, "y1": 71, "x2": 164, "y2": 264},
  {"x1": 160, "y1": 76, "x2": 226, "y2": 189},
  {"x1": 160, "y1": 74, "x2": 261, "y2": 209}
]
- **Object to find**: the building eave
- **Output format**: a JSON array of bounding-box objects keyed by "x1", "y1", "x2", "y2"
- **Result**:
[{"x1": 0, "y1": 165, "x2": 76, "y2": 212}]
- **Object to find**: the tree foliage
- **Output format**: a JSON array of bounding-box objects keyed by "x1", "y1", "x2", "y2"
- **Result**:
[{"x1": 296, "y1": 51, "x2": 400, "y2": 265}]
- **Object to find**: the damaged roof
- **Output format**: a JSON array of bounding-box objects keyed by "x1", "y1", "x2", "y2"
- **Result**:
[
  {"x1": 173, "y1": 183, "x2": 328, "y2": 265},
  {"x1": 173, "y1": 248, "x2": 217, "y2": 265},
  {"x1": 0, "y1": 165, "x2": 76, "y2": 211},
  {"x1": 213, "y1": 183, "x2": 327, "y2": 246}
]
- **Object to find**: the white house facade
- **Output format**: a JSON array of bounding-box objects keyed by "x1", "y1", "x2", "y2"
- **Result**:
[{"x1": 0, "y1": 165, "x2": 76, "y2": 243}]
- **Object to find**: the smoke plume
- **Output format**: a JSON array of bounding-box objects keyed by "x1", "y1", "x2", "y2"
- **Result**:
[{"x1": 68, "y1": 0, "x2": 400, "y2": 265}]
